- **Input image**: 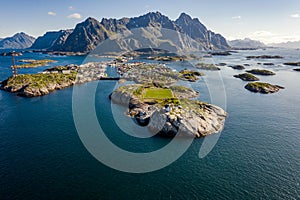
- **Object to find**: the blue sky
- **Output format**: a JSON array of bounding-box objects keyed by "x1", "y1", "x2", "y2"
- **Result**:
[{"x1": 0, "y1": 0, "x2": 300, "y2": 44}]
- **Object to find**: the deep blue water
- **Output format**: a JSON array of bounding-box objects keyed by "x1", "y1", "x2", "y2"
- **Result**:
[{"x1": 0, "y1": 49, "x2": 300, "y2": 199}]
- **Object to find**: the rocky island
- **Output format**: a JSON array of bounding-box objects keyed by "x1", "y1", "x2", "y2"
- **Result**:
[
  {"x1": 111, "y1": 84, "x2": 227, "y2": 138},
  {"x1": 210, "y1": 51, "x2": 232, "y2": 56},
  {"x1": 228, "y1": 65, "x2": 245, "y2": 70},
  {"x1": 1, "y1": 73, "x2": 76, "y2": 97},
  {"x1": 246, "y1": 69, "x2": 276, "y2": 76},
  {"x1": 15, "y1": 59, "x2": 56, "y2": 68},
  {"x1": 246, "y1": 55, "x2": 283, "y2": 59},
  {"x1": 283, "y1": 62, "x2": 300, "y2": 66},
  {"x1": 0, "y1": 62, "x2": 107, "y2": 97},
  {"x1": 234, "y1": 73, "x2": 260, "y2": 81},
  {"x1": 195, "y1": 63, "x2": 220, "y2": 71},
  {"x1": 147, "y1": 55, "x2": 185, "y2": 62},
  {"x1": 179, "y1": 69, "x2": 204, "y2": 82},
  {"x1": 245, "y1": 82, "x2": 284, "y2": 94}
]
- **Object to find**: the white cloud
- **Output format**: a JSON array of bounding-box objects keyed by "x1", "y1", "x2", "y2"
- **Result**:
[
  {"x1": 232, "y1": 16, "x2": 241, "y2": 20},
  {"x1": 68, "y1": 6, "x2": 74, "y2": 10},
  {"x1": 48, "y1": 11, "x2": 56, "y2": 16},
  {"x1": 67, "y1": 13, "x2": 82, "y2": 19},
  {"x1": 247, "y1": 30, "x2": 300, "y2": 44},
  {"x1": 290, "y1": 14, "x2": 300, "y2": 18}
]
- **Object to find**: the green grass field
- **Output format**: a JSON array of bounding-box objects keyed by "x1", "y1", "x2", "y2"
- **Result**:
[{"x1": 143, "y1": 88, "x2": 173, "y2": 99}]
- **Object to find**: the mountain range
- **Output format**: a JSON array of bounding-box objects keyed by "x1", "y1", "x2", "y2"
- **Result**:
[
  {"x1": 28, "y1": 12, "x2": 229, "y2": 53},
  {"x1": 269, "y1": 41, "x2": 300, "y2": 49},
  {"x1": 0, "y1": 32, "x2": 35, "y2": 49},
  {"x1": 0, "y1": 12, "x2": 231, "y2": 53},
  {"x1": 228, "y1": 38, "x2": 266, "y2": 49}
]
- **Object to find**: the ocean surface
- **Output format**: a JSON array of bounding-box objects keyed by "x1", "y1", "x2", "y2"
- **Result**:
[{"x1": 0, "y1": 49, "x2": 300, "y2": 199}]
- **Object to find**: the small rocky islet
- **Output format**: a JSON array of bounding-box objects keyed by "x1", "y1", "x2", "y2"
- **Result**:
[
  {"x1": 283, "y1": 62, "x2": 300, "y2": 66},
  {"x1": 246, "y1": 69, "x2": 276, "y2": 76},
  {"x1": 195, "y1": 63, "x2": 221, "y2": 71},
  {"x1": 15, "y1": 59, "x2": 56, "y2": 68},
  {"x1": 283, "y1": 62, "x2": 300, "y2": 71},
  {"x1": 245, "y1": 82, "x2": 284, "y2": 94},
  {"x1": 228, "y1": 65, "x2": 245, "y2": 70},
  {"x1": 246, "y1": 55, "x2": 283, "y2": 59},
  {"x1": 234, "y1": 73, "x2": 260, "y2": 81}
]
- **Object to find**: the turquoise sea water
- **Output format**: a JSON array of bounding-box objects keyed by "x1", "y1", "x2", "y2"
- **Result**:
[{"x1": 0, "y1": 49, "x2": 300, "y2": 199}]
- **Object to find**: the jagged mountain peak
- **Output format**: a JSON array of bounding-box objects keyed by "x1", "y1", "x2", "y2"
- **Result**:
[
  {"x1": 176, "y1": 13, "x2": 206, "y2": 29},
  {"x1": 13, "y1": 32, "x2": 26, "y2": 36},
  {"x1": 177, "y1": 12, "x2": 193, "y2": 21},
  {"x1": 175, "y1": 13, "x2": 229, "y2": 49},
  {"x1": 126, "y1": 11, "x2": 179, "y2": 31},
  {"x1": 78, "y1": 17, "x2": 101, "y2": 27}
]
